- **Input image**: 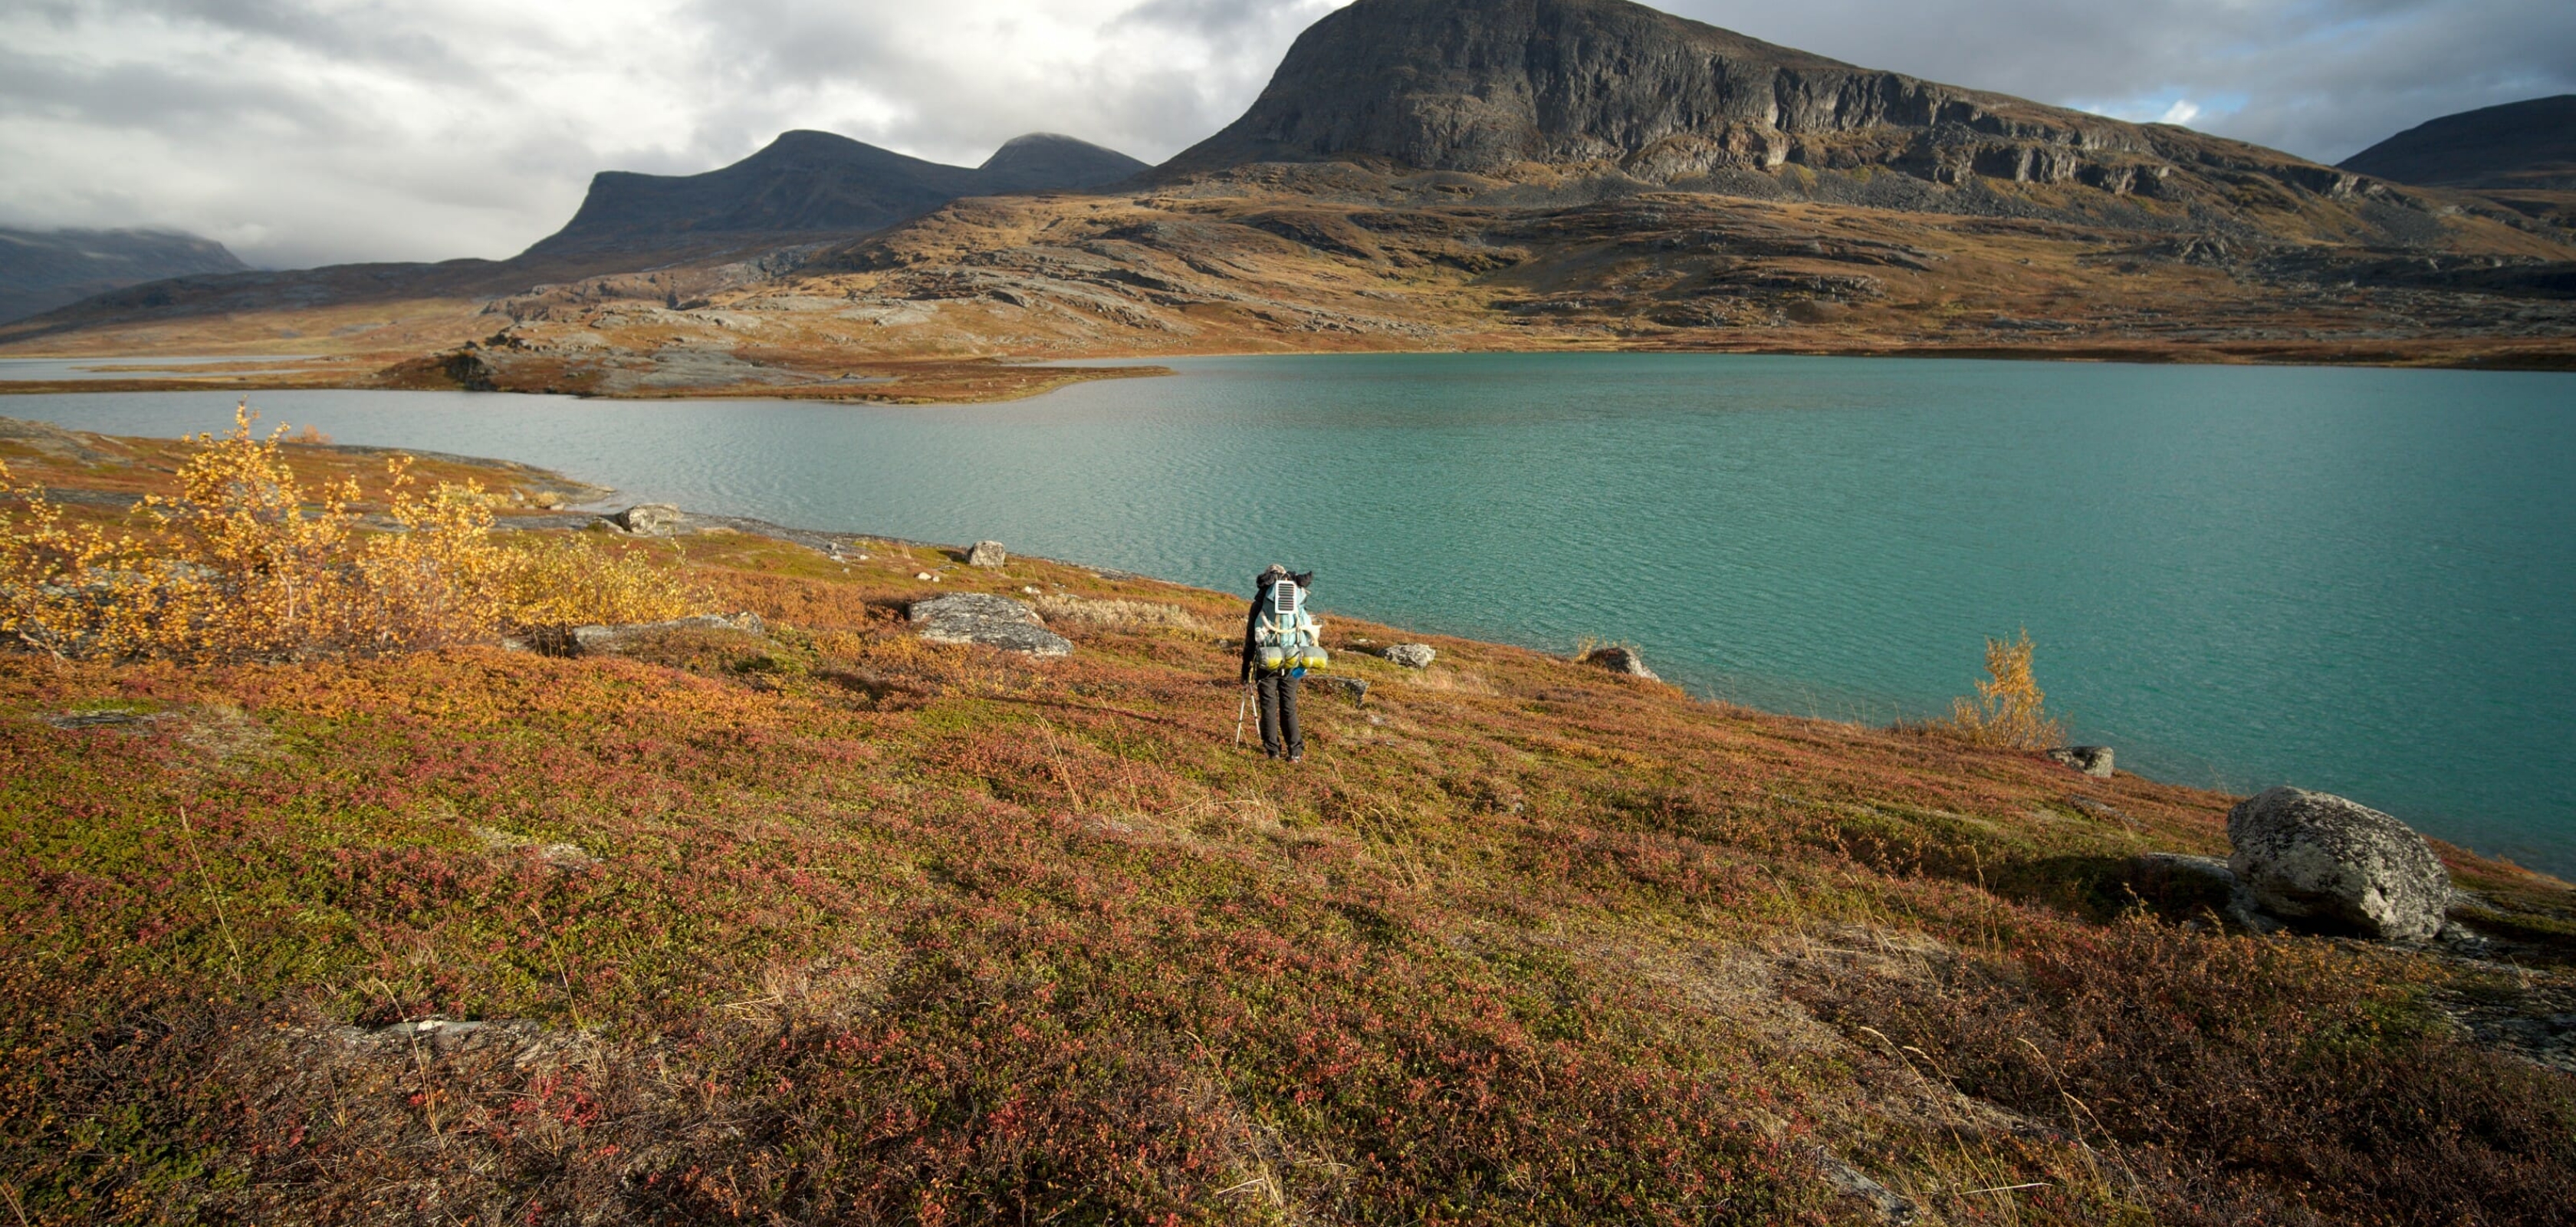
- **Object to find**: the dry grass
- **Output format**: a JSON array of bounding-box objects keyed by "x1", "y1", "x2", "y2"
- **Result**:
[{"x1": 1033, "y1": 592, "x2": 1213, "y2": 633}]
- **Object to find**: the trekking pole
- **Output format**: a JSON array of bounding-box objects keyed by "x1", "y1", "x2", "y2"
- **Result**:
[{"x1": 1234, "y1": 682, "x2": 1253, "y2": 746}]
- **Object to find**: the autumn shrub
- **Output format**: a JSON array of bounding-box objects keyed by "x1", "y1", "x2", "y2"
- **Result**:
[
  {"x1": 1921, "y1": 628, "x2": 2065, "y2": 748},
  {"x1": 1789, "y1": 918, "x2": 2576, "y2": 1226},
  {"x1": 0, "y1": 406, "x2": 698, "y2": 661}
]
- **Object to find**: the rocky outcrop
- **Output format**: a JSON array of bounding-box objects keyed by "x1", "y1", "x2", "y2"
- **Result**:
[
  {"x1": 2227, "y1": 786, "x2": 2450, "y2": 940},
  {"x1": 1383, "y1": 643, "x2": 1437, "y2": 669},
  {"x1": 1164, "y1": 0, "x2": 2354, "y2": 205},
  {"x1": 521, "y1": 612, "x2": 766, "y2": 657},
  {"x1": 613, "y1": 504, "x2": 685, "y2": 536},
  {"x1": 2045, "y1": 745, "x2": 2114, "y2": 778},
  {"x1": 1579, "y1": 644, "x2": 1659, "y2": 680},
  {"x1": 966, "y1": 541, "x2": 1008, "y2": 567},
  {"x1": 908, "y1": 593, "x2": 1072, "y2": 656}
]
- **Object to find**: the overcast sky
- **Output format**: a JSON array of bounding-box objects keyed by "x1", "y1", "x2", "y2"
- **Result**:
[{"x1": 4, "y1": 0, "x2": 2570, "y2": 269}]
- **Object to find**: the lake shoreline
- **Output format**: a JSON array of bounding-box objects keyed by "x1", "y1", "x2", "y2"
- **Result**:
[
  {"x1": 6, "y1": 355, "x2": 2571, "y2": 877},
  {"x1": 6, "y1": 334, "x2": 2574, "y2": 405}
]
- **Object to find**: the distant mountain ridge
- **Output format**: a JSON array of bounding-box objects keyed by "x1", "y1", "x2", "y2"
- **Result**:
[
  {"x1": 2340, "y1": 96, "x2": 2576, "y2": 192},
  {"x1": 1164, "y1": 0, "x2": 2353, "y2": 200},
  {"x1": 525, "y1": 131, "x2": 1148, "y2": 258},
  {"x1": 0, "y1": 227, "x2": 248, "y2": 324}
]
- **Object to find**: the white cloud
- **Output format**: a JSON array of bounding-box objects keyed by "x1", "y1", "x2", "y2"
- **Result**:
[
  {"x1": 2159, "y1": 99, "x2": 2203, "y2": 127},
  {"x1": 0, "y1": 0, "x2": 2568, "y2": 269}
]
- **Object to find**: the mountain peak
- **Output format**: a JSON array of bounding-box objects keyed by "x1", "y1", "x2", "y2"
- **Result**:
[
  {"x1": 978, "y1": 133, "x2": 1152, "y2": 192},
  {"x1": 1159, "y1": 0, "x2": 2236, "y2": 197},
  {"x1": 522, "y1": 129, "x2": 1148, "y2": 258}
]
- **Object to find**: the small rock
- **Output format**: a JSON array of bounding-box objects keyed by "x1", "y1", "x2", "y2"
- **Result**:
[
  {"x1": 915, "y1": 571, "x2": 935, "y2": 581},
  {"x1": 2227, "y1": 786, "x2": 2449, "y2": 941},
  {"x1": 1577, "y1": 644, "x2": 1659, "y2": 680},
  {"x1": 536, "y1": 842, "x2": 599, "y2": 870},
  {"x1": 42, "y1": 709, "x2": 157, "y2": 729},
  {"x1": 1384, "y1": 643, "x2": 1436, "y2": 669},
  {"x1": 908, "y1": 593, "x2": 1071, "y2": 656},
  {"x1": 966, "y1": 541, "x2": 1008, "y2": 567},
  {"x1": 2134, "y1": 851, "x2": 2236, "y2": 886},
  {"x1": 2046, "y1": 745, "x2": 2115, "y2": 777},
  {"x1": 2065, "y1": 794, "x2": 2135, "y2": 827},
  {"x1": 1813, "y1": 1147, "x2": 1916, "y2": 1224},
  {"x1": 556, "y1": 611, "x2": 764, "y2": 656},
  {"x1": 613, "y1": 503, "x2": 685, "y2": 536},
  {"x1": 1022, "y1": 586, "x2": 1042, "y2": 594},
  {"x1": 1306, "y1": 676, "x2": 1370, "y2": 703}
]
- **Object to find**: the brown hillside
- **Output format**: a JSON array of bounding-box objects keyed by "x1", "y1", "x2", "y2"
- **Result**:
[{"x1": 5, "y1": 421, "x2": 2574, "y2": 1222}]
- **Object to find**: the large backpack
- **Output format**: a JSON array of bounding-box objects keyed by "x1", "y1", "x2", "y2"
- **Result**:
[{"x1": 1253, "y1": 580, "x2": 1329, "y2": 673}]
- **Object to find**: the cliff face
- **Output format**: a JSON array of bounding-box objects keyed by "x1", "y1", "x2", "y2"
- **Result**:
[
  {"x1": 524, "y1": 130, "x2": 1147, "y2": 258},
  {"x1": 2341, "y1": 96, "x2": 2576, "y2": 192},
  {"x1": 1162, "y1": 0, "x2": 2351, "y2": 199},
  {"x1": 0, "y1": 227, "x2": 248, "y2": 324}
]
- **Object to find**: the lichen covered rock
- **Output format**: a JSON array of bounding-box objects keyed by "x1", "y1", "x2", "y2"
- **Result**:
[
  {"x1": 2227, "y1": 786, "x2": 2449, "y2": 940},
  {"x1": 908, "y1": 592, "x2": 1070, "y2": 656}
]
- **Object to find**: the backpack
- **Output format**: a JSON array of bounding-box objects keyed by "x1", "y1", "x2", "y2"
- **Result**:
[{"x1": 1254, "y1": 580, "x2": 1329, "y2": 673}]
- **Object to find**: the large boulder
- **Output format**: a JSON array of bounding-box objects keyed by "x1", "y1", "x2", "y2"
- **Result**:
[
  {"x1": 966, "y1": 541, "x2": 1008, "y2": 567},
  {"x1": 909, "y1": 593, "x2": 1070, "y2": 656},
  {"x1": 1578, "y1": 644, "x2": 1659, "y2": 680},
  {"x1": 2226, "y1": 786, "x2": 2449, "y2": 940},
  {"x1": 2046, "y1": 745, "x2": 2115, "y2": 778},
  {"x1": 1383, "y1": 643, "x2": 1436, "y2": 669},
  {"x1": 613, "y1": 504, "x2": 685, "y2": 536}
]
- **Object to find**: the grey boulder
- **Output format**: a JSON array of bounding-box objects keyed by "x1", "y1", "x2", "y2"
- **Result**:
[
  {"x1": 2227, "y1": 786, "x2": 2449, "y2": 940},
  {"x1": 545, "y1": 611, "x2": 764, "y2": 656},
  {"x1": 613, "y1": 504, "x2": 685, "y2": 536},
  {"x1": 966, "y1": 541, "x2": 1009, "y2": 567},
  {"x1": 1383, "y1": 643, "x2": 1437, "y2": 669},
  {"x1": 909, "y1": 593, "x2": 1070, "y2": 656},
  {"x1": 1578, "y1": 644, "x2": 1659, "y2": 680},
  {"x1": 2046, "y1": 745, "x2": 2115, "y2": 778}
]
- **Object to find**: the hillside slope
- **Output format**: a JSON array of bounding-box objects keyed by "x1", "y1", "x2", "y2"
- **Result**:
[
  {"x1": 0, "y1": 130, "x2": 1149, "y2": 350},
  {"x1": 4, "y1": 422, "x2": 2574, "y2": 1223},
  {"x1": 524, "y1": 130, "x2": 1148, "y2": 258},
  {"x1": 2341, "y1": 95, "x2": 2576, "y2": 191},
  {"x1": 0, "y1": 227, "x2": 248, "y2": 324}
]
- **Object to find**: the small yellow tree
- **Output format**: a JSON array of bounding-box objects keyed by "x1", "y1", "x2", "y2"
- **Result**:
[
  {"x1": 2, "y1": 405, "x2": 699, "y2": 662},
  {"x1": 1940, "y1": 628, "x2": 2065, "y2": 749}
]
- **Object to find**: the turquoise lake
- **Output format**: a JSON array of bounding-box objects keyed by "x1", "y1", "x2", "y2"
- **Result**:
[{"x1": 8, "y1": 354, "x2": 2572, "y2": 873}]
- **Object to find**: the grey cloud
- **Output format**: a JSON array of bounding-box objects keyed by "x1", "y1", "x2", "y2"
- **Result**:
[
  {"x1": 1661, "y1": 0, "x2": 2576, "y2": 161},
  {"x1": 3, "y1": 0, "x2": 2571, "y2": 271}
]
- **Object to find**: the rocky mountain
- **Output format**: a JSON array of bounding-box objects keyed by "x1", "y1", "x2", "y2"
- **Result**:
[
  {"x1": 0, "y1": 227, "x2": 248, "y2": 324},
  {"x1": 1162, "y1": 0, "x2": 2338, "y2": 202},
  {"x1": 522, "y1": 130, "x2": 1147, "y2": 258},
  {"x1": 8, "y1": 0, "x2": 2571, "y2": 380},
  {"x1": 2340, "y1": 95, "x2": 2576, "y2": 192}
]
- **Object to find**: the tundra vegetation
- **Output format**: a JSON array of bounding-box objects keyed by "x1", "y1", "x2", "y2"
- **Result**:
[{"x1": 2, "y1": 418, "x2": 2572, "y2": 1225}]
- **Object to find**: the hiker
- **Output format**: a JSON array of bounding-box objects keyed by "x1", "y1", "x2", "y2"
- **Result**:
[{"x1": 1240, "y1": 564, "x2": 1326, "y2": 762}]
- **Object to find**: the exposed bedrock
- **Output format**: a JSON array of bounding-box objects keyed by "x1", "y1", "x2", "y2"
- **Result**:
[{"x1": 1165, "y1": 0, "x2": 2211, "y2": 196}]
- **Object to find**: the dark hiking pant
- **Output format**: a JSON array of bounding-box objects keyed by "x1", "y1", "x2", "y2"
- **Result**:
[{"x1": 1256, "y1": 671, "x2": 1303, "y2": 758}]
